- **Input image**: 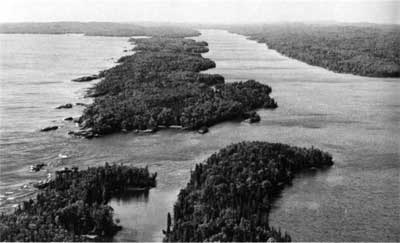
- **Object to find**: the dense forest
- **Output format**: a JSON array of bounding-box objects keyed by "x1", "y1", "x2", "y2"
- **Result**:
[
  {"x1": 79, "y1": 37, "x2": 277, "y2": 135},
  {"x1": 0, "y1": 22, "x2": 200, "y2": 37},
  {"x1": 164, "y1": 141, "x2": 333, "y2": 242},
  {"x1": 0, "y1": 164, "x2": 157, "y2": 241},
  {"x1": 229, "y1": 23, "x2": 400, "y2": 77}
]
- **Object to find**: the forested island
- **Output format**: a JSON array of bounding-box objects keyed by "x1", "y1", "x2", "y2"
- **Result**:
[
  {"x1": 0, "y1": 22, "x2": 199, "y2": 37},
  {"x1": 164, "y1": 141, "x2": 333, "y2": 242},
  {"x1": 229, "y1": 23, "x2": 400, "y2": 77},
  {"x1": 77, "y1": 37, "x2": 277, "y2": 136},
  {"x1": 0, "y1": 164, "x2": 157, "y2": 241}
]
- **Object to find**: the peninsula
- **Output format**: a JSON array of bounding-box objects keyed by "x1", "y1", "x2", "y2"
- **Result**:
[
  {"x1": 0, "y1": 164, "x2": 157, "y2": 241},
  {"x1": 77, "y1": 37, "x2": 277, "y2": 136},
  {"x1": 164, "y1": 141, "x2": 334, "y2": 242},
  {"x1": 229, "y1": 23, "x2": 400, "y2": 77}
]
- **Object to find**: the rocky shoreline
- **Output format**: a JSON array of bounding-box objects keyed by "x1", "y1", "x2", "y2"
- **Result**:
[
  {"x1": 42, "y1": 33, "x2": 278, "y2": 139},
  {"x1": 71, "y1": 37, "x2": 277, "y2": 137}
]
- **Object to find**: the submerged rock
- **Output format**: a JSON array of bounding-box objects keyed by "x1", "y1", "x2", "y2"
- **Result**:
[
  {"x1": 197, "y1": 126, "x2": 209, "y2": 134},
  {"x1": 40, "y1": 126, "x2": 58, "y2": 132},
  {"x1": 143, "y1": 128, "x2": 157, "y2": 133},
  {"x1": 64, "y1": 117, "x2": 73, "y2": 121},
  {"x1": 243, "y1": 111, "x2": 261, "y2": 123},
  {"x1": 249, "y1": 114, "x2": 261, "y2": 123},
  {"x1": 68, "y1": 129, "x2": 97, "y2": 139},
  {"x1": 75, "y1": 102, "x2": 88, "y2": 107},
  {"x1": 71, "y1": 74, "x2": 99, "y2": 82},
  {"x1": 30, "y1": 163, "x2": 46, "y2": 172},
  {"x1": 33, "y1": 178, "x2": 51, "y2": 189},
  {"x1": 56, "y1": 103, "x2": 72, "y2": 109}
]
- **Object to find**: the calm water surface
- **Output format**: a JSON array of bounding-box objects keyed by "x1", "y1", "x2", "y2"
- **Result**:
[
  {"x1": 0, "y1": 30, "x2": 399, "y2": 242},
  {"x1": 0, "y1": 33, "x2": 129, "y2": 203}
]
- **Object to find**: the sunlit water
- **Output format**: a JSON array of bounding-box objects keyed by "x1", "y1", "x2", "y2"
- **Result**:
[{"x1": 0, "y1": 30, "x2": 399, "y2": 242}]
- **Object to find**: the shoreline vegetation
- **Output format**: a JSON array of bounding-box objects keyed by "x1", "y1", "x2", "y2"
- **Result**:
[
  {"x1": 74, "y1": 36, "x2": 277, "y2": 137},
  {"x1": 229, "y1": 23, "x2": 400, "y2": 77},
  {"x1": 0, "y1": 164, "x2": 157, "y2": 241},
  {"x1": 164, "y1": 141, "x2": 333, "y2": 242}
]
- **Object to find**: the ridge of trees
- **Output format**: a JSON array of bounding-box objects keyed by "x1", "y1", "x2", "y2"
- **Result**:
[
  {"x1": 0, "y1": 164, "x2": 157, "y2": 241},
  {"x1": 229, "y1": 23, "x2": 400, "y2": 77},
  {"x1": 0, "y1": 22, "x2": 200, "y2": 37},
  {"x1": 79, "y1": 37, "x2": 277, "y2": 135},
  {"x1": 164, "y1": 141, "x2": 333, "y2": 242}
]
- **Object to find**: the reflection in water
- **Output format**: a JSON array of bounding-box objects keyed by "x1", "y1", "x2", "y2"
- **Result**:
[
  {"x1": 110, "y1": 188, "x2": 179, "y2": 242},
  {"x1": 112, "y1": 189, "x2": 150, "y2": 204}
]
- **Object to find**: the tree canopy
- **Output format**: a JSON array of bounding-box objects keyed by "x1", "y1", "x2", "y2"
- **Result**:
[
  {"x1": 229, "y1": 23, "x2": 400, "y2": 77},
  {"x1": 164, "y1": 141, "x2": 333, "y2": 242},
  {"x1": 0, "y1": 164, "x2": 157, "y2": 242},
  {"x1": 80, "y1": 37, "x2": 277, "y2": 135}
]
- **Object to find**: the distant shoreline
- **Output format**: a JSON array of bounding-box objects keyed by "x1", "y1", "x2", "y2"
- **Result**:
[
  {"x1": 0, "y1": 22, "x2": 201, "y2": 37},
  {"x1": 228, "y1": 24, "x2": 400, "y2": 78}
]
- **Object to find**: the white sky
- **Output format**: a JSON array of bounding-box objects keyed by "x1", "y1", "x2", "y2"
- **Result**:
[{"x1": 0, "y1": 0, "x2": 399, "y2": 24}]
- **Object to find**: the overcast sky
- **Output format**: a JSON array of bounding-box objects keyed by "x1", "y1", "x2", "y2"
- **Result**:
[{"x1": 0, "y1": 0, "x2": 399, "y2": 24}]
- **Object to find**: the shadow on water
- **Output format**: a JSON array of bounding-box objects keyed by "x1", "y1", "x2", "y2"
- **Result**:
[
  {"x1": 109, "y1": 187, "x2": 180, "y2": 242},
  {"x1": 269, "y1": 166, "x2": 333, "y2": 212},
  {"x1": 111, "y1": 189, "x2": 150, "y2": 204}
]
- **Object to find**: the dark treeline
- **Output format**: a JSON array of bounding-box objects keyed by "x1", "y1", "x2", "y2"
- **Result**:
[
  {"x1": 79, "y1": 37, "x2": 277, "y2": 135},
  {"x1": 0, "y1": 164, "x2": 157, "y2": 241},
  {"x1": 229, "y1": 23, "x2": 400, "y2": 77},
  {"x1": 164, "y1": 141, "x2": 333, "y2": 242},
  {"x1": 0, "y1": 22, "x2": 200, "y2": 37}
]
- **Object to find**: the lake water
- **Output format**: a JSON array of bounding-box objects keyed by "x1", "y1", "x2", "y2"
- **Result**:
[
  {"x1": 196, "y1": 30, "x2": 400, "y2": 242},
  {"x1": 0, "y1": 30, "x2": 399, "y2": 242},
  {"x1": 0, "y1": 33, "x2": 129, "y2": 205}
]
